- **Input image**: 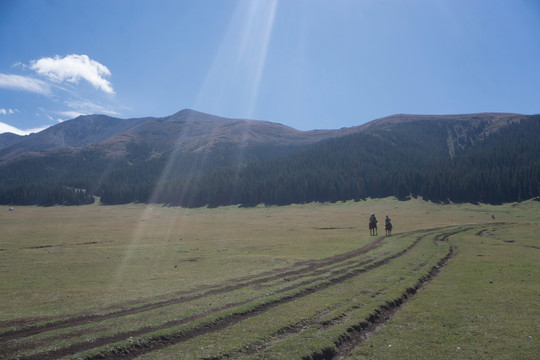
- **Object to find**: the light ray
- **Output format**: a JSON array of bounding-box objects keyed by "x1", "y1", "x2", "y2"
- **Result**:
[
  {"x1": 195, "y1": 0, "x2": 278, "y2": 119},
  {"x1": 110, "y1": 1, "x2": 279, "y2": 289}
]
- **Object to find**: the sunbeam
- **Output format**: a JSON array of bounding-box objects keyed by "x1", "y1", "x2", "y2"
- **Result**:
[
  {"x1": 110, "y1": 1, "x2": 278, "y2": 289},
  {"x1": 195, "y1": 0, "x2": 278, "y2": 119}
]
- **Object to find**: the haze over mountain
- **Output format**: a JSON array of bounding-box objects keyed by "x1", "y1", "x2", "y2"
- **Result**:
[{"x1": 0, "y1": 109, "x2": 538, "y2": 207}]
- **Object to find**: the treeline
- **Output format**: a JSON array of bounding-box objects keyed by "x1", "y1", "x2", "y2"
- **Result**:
[
  {"x1": 0, "y1": 149, "x2": 111, "y2": 206},
  {"x1": 0, "y1": 183, "x2": 94, "y2": 206},
  {"x1": 0, "y1": 115, "x2": 538, "y2": 206}
]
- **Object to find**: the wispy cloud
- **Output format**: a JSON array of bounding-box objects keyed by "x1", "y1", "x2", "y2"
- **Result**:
[
  {"x1": 56, "y1": 110, "x2": 85, "y2": 120},
  {"x1": 63, "y1": 100, "x2": 120, "y2": 117},
  {"x1": 30, "y1": 54, "x2": 114, "y2": 94},
  {"x1": 0, "y1": 108, "x2": 19, "y2": 115},
  {"x1": 0, "y1": 74, "x2": 51, "y2": 95}
]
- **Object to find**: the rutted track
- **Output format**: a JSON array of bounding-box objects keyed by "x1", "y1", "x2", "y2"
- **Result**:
[
  {"x1": 1, "y1": 226, "x2": 474, "y2": 360},
  {"x1": 1, "y1": 237, "x2": 386, "y2": 341}
]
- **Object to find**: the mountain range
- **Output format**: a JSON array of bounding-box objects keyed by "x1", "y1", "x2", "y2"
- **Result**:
[
  {"x1": 0, "y1": 109, "x2": 538, "y2": 206},
  {"x1": 0, "y1": 109, "x2": 526, "y2": 162},
  {"x1": 0, "y1": 109, "x2": 353, "y2": 162}
]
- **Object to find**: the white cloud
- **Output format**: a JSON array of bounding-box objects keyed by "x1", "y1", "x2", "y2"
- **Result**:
[
  {"x1": 0, "y1": 121, "x2": 23, "y2": 134},
  {"x1": 0, "y1": 121, "x2": 49, "y2": 135},
  {"x1": 0, "y1": 55, "x2": 119, "y2": 131},
  {"x1": 30, "y1": 54, "x2": 114, "y2": 94},
  {"x1": 0, "y1": 73, "x2": 51, "y2": 95}
]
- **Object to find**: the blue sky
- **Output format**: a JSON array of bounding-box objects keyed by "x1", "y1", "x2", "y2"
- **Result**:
[{"x1": 1, "y1": 0, "x2": 539, "y2": 135}]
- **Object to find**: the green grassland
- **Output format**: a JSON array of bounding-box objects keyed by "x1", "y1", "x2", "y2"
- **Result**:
[{"x1": 0, "y1": 198, "x2": 538, "y2": 359}]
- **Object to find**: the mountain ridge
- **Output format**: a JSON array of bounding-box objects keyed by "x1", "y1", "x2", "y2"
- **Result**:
[
  {"x1": 0, "y1": 109, "x2": 537, "y2": 207},
  {"x1": 0, "y1": 109, "x2": 528, "y2": 163}
]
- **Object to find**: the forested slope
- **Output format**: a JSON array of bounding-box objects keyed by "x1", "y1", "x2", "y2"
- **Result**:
[
  {"x1": 0, "y1": 113, "x2": 538, "y2": 206},
  {"x1": 150, "y1": 114, "x2": 539, "y2": 207}
]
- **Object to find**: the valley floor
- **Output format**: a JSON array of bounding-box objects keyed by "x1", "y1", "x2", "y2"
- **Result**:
[{"x1": 0, "y1": 198, "x2": 538, "y2": 359}]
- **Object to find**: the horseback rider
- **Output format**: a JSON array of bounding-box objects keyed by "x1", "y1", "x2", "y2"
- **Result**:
[
  {"x1": 369, "y1": 213, "x2": 378, "y2": 235},
  {"x1": 385, "y1": 215, "x2": 393, "y2": 236}
]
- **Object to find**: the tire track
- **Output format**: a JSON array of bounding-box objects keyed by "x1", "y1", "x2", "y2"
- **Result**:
[
  {"x1": 1, "y1": 237, "x2": 386, "y2": 343},
  {"x1": 4, "y1": 228, "x2": 445, "y2": 360},
  {"x1": 205, "y1": 229, "x2": 455, "y2": 360},
  {"x1": 3, "y1": 235, "x2": 394, "y2": 359},
  {"x1": 13, "y1": 258, "x2": 379, "y2": 360},
  {"x1": 66, "y1": 232, "x2": 430, "y2": 359},
  {"x1": 331, "y1": 244, "x2": 456, "y2": 360},
  {"x1": 228, "y1": 228, "x2": 459, "y2": 360}
]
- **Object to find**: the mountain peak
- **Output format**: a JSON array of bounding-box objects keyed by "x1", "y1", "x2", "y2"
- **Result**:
[{"x1": 167, "y1": 109, "x2": 228, "y2": 123}]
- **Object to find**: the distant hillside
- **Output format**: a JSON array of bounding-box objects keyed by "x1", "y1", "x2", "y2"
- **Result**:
[
  {"x1": 0, "y1": 110, "x2": 537, "y2": 206},
  {"x1": 357, "y1": 112, "x2": 525, "y2": 158},
  {"x1": 0, "y1": 115, "x2": 148, "y2": 161},
  {"x1": 0, "y1": 109, "x2": 352, "y2": 163}
]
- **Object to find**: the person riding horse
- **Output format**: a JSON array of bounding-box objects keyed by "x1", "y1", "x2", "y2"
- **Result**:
[
  {"x1": 385, "y1": 215, "x2": 392, "y2": 236},
  {"x1": 369, "y1": 213, "x2": 377, "y2": 236}
]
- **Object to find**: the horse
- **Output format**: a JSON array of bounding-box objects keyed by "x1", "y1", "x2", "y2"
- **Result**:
[
  {"x1": 385, "y1": 221, "x2": 392, "y2": 236},
  {"x1": 369, "y1": 220, "x2": 377, "y2": 236}
]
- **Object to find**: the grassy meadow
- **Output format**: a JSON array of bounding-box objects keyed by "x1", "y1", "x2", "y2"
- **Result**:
[{"x1": 0, "y1": 198, "x2": 538, "y2": 359}]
